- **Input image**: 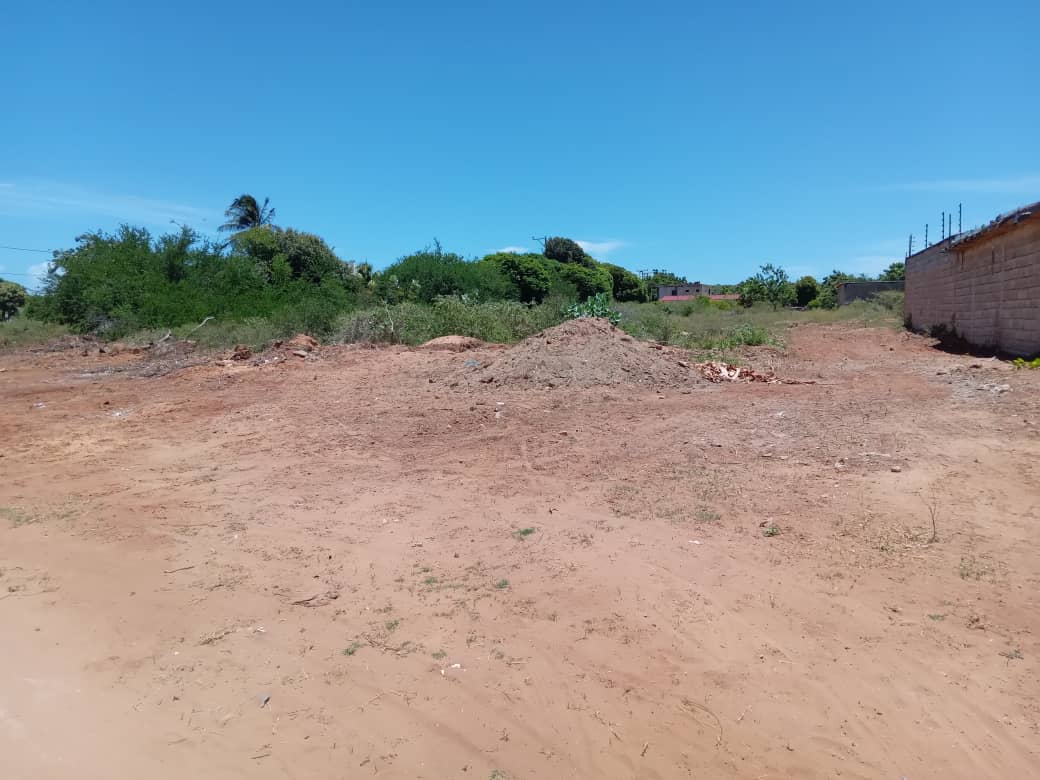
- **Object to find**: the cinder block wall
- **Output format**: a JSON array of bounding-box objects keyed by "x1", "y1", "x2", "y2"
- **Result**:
[
  {"x1": 838, "y1": 281, "x2": 904, "y2": 305},
  {"x1": 905, "y1": 220, "x2": 1040, "y2": 356}
]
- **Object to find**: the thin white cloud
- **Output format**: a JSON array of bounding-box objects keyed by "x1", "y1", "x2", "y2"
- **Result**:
[
  {"x1": 496, "y1": 246, "x2": 528, "y2": 254},
  {"x1": 0, "y1": 180, "x2": 216, "y2": 227},
  {"x1": 576, "y1": 239, "x2": 626, "y2": 257},
  {"x1": 887, "y1": 175, "x2": 1040, "y2": 194},
  {"x1": 27, "y1": 261, "x2": 51, "y2": 280}
]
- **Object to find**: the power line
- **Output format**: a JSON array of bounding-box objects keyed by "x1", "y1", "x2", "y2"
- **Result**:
[{"x1": 0, "y1": 244, "x2": 52, "y2": 253}]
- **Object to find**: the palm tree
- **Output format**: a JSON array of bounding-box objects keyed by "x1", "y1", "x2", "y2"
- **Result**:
[{"x1": 219, "y1": 194, "x2": 276, "y2": 233}]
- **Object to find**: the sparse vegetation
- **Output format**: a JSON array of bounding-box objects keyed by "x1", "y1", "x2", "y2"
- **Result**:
[
  {"x1": 515, "y1": 527, "x2": 536, "y2": 539},
  {"x1": 494, "y1": 578, "x2": 510, "y2": 589},
  {"x1": 1012, "y1": 357, "x2": 1040, "y2": 369},
  {"x1": 0, "y1": 316, "x2": 68, "y2": 348},
  {"x1": 566, "y1": 292, "x2": 621, "y2": 326},
  {"x1": 342, "y1": 641, "x2": 363, "y2": 656},
  {"x1": 763, "y1": 524, "x2": 780, "y2": 537},
  {"x1": 959, "y1": 556, "x2": 994, "y2": 581}
]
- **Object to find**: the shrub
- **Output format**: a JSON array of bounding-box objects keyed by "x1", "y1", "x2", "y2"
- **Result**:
[
  {"x1": 232, "y1": 226, "x2": 354, "y2": 285},
  {"x1": 739, "y1": 264, "x2": 794, "y2": 309},
  {"x1": 556, "y1": 263, "x2": 613, "y2": 300},
  {"x1": 873, "y1": 290, "x2": 904, "y2": 312},
  {"x1": 723, "y1": 323, "x2": 770, "y2": 347},
  {"x1": 566, "y1": 292, "x2": 621, "y2": 325},
  {"x1": 30, "y1": 223, "x2": 362, "y2": 338},
  {"x1": 603, "y1": 263, "x2": 648, "y2": 302},
  {"x1": 375, "y1": 244, "x2": 513, "y2": 304},
  {"x1": 794, "y1": 276, "x2": 818, "y2": 307},
  {"x1": 497, "y1": 253, "x2": 553, "y2": 303},
  {"x1": 0, "y1": 281, "x2": 28, "y2": 320}
]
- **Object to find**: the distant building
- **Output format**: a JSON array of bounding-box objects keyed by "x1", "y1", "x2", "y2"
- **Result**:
[
  {"x1": 652, "y1": 283, "x2": 741, "y2": 303},
  {"x1": 905, "y1": 200, "x2": 1040, "y2": 356},
  {"x1": 837, "y1": 280, "x2": 904, "y2": 305},
  {"x1": 655, "y1": 282, "x2": 711, "y2": 301}
]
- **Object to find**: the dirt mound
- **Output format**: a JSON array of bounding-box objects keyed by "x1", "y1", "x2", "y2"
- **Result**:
[
  {"x1": 420, "y1": 335, "x2": 487, "y2": 352},
  {"x1": 458, "y1": 318, "x2": 702, "y2": 388},
  {"x1": 283, "y1": 334, "x2": 318, "y2": 352}
]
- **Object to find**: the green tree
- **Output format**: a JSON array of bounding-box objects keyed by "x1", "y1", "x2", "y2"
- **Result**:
[
  {"x1": 794, "y1": 275, "x2": 819, "y2": 307},
  {"x1": 741, "y1": 264, "x2": 794, "y2": 309},
  {"x1": 557, "y1": 263, "x2": 613, "y2": 300},
  {"x1": 543, "y1": 237, "x2": 593, "y2": 267},
  {"x1": 219, "y1": 194, "x2": 276, "y2": 233},
  {"x1": 603, "y1": 263, "x2": 647, "y2": 302},
  {"x1": 232, "y1": 226, "x2": 353, "y2": 286},
  {"x1": 643, "y1": 269, "x2": 687, "y2": 286},
  {"x1": 0, "y1": 280, "x2": 27, "y2": 319},
  {"x1": 811, "y1": 269, "x2": 870, "y2": 309},
  {"x1": 499, "y1": 254, "x2": 552, "y2": 303},
  {"x1": 878, "y1": 261, "x2": 905, "y2": 281},
  {"x1": 375, "y1": 243, "x2": 512, "y2": 304},
  {"x1": 738, "y1": 276, "x2": 767, "y2": 307}
]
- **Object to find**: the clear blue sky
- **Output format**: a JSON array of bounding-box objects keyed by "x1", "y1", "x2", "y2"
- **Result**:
[{"x1": 2, "y1": 1, "x2": 1038, "y2": 289}]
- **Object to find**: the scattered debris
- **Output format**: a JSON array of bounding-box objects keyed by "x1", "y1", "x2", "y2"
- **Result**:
[{"x1": 695, "y1": 361, "x2": 814, "y2": 385}]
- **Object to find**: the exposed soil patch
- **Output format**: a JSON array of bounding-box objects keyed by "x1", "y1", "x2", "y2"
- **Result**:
[
  {"x1": 459, "y1": 317, "x2": 703, "y2": 388},
  {"x1": 1, "y1": 323, "x2": 1039, "y2": 779}
]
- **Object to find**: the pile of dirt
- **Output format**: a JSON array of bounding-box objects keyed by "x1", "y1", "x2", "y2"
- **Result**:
[
  {"x1": 271, "y1": 334, "x2": 319, "y2": 359},
  {"x1": 457, "y1": 318, "x2": 702, "y2": 389},
  {"x1": 420, "y1": 335, "x2": 487, "y2": 352}
]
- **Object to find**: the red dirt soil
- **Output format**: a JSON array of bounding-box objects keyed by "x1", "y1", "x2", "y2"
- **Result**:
[{"x1": 1, "y1": 323, "x2": 1038, "y2": 779}]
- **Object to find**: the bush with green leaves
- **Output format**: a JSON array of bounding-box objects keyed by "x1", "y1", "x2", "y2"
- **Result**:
[
  {"x1": 794, "y1": 275, "x2": 818, "y2": 307},
  {"x1": 739, "y1": 264, "x2": 794, "y2": 309},
  {"x1": 232, "y1": 225, "x2": 354, "y2": 286},
  {"x1": 603, "y1": 263, "x2": 647, "y2": 302},
  {"x1": 0, "y1": 280, "x2": 27, "y2": 320},
  {"x1": 565, "y1": 292, "x2": 621, "y2": 325},
  {"x1": 482, "y1": 252, "x2": 553, "y2": 303},
  {"x1": 375, "y1": 243, "x2": 513, "y2": 304},
  {"x1": 26, "y1": 224, "x2": 362, "y2": 338},
  {"x1": 557, "y1": 263, "x2": 613, "y2": 300}
]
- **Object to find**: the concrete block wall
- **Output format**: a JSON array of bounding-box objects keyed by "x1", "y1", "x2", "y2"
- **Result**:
[
  {"x1": 905, "y1": 220, "x2": 1040, "y2": 356},
  {"x1": 838, "y1": 280, "x2": 904, "y2": 305}
]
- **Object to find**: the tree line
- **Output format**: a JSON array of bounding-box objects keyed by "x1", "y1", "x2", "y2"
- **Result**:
[
  {"x1": 19, "y1": 195, "x2": 651, "y2": 338},
  {"x1": 10, "y1": 193, "x2": 907, "y2": 337},
  {"x1": 735, "y1": 262, "x2": 905, "y2": 310}
]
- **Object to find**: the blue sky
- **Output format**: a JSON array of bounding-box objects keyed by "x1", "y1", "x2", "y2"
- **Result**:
[{"x1": 2, "y1": 1, "x2": 1037, "y2": 289}]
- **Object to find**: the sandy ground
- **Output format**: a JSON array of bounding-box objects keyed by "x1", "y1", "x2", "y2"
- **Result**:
[{"x1": 1, "y1": 323, "x2": 1038, "y2": 779}]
